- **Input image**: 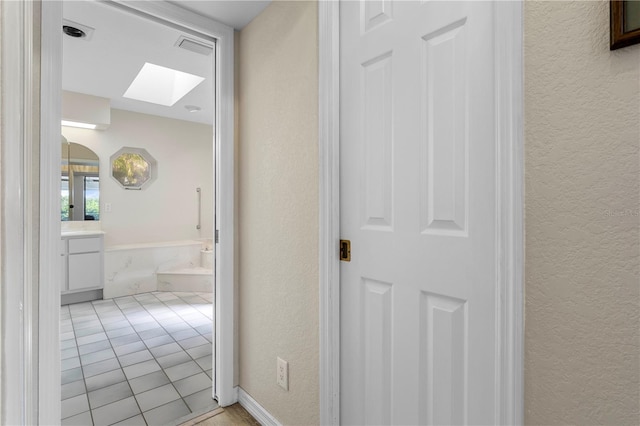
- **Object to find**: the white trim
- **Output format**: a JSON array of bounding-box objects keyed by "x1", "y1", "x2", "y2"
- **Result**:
[
  {"x1": 237, "y1": 387, "x2": 282, "y2": 426},
  {"x1": 35, "y1": 0, "x2": 237, "y2": 417},
  {"x1": 318, "y1": 1, "x2": 341, "y2": 425},
  {"x1": 39, "y1": 1, "x2": 63, "y2": 424},
  {"x1": 494, "y1": 1, "x2": 525, "y2": 424},
  {"x1": 0, "y1": 1, "x2": 40, "y2": 424}
]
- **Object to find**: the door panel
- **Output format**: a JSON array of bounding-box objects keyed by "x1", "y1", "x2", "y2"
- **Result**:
[
  {"x1": 361, "y1": 52, "x2": 393, "y2": 231},
  {"x1": 419, "y1": 292, "x2": 467, "y2": 425},
  {"x1": 362, "y1": 278, "x2": 393, "y2": 425},
  {"x1": 420, "y1": 18, "x2": 468, "y2": 236},
  {"x1": 340, "y1": 1, "x2": 497, "y2": 424}
]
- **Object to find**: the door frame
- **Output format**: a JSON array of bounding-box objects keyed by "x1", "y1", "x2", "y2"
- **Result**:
[
  {"x1": 317, "y1": 1, "x2": 525, "y2": 424},
  {"x1": 318, "y1": 1, "x2": 341, "y2": 424},
  {"x1": 0, "y1": 1, "x2": 44, "y2": 424},
  {"x1": 109, "y1": 1, "x2": 237, "y2": 408},
  {"x1": 0, "y1": 1, "x2": 236, "y2": 424}
]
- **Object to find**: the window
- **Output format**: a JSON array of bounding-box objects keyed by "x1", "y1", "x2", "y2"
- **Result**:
[
  {"x1": 61, "y1": 176, "x2": 70, "y2": 221},
  {"x1": 84, "y1": 176, "x2": 100, "y2": 220}
]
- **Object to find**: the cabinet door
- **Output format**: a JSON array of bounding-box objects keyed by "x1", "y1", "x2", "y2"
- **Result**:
[{"x1": 68, "y1": 252, "x2": 102, "y2": 291}]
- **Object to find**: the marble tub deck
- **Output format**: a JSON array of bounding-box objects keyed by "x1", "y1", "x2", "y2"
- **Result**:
[{"x1": 104, "y1": 241, "x2": 212, "y2": 298}]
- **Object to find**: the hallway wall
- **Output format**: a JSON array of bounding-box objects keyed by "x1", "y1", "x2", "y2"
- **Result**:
[
  {"x1": 524, "y1": 2, "x2": 640, "y2": 423},
  {"x1": 235, "y1": 1, "x2": 319, "y2": 424}
]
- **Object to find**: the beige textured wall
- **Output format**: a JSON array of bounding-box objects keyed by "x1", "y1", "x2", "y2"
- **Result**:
[
  {"x1": 236, "y1": 1, "x2": 319, "y2": 424},
  {"x1": 525, "y1": 1, "x2": 640, "y2": 424}
]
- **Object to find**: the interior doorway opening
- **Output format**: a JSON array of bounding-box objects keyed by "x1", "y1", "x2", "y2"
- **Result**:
[
  {"x1": 1, "y1": 0, "x2": 236, "y2": 423},
  {"x1": 60, "y1": 2, "x2": 217, "y2": 424}
]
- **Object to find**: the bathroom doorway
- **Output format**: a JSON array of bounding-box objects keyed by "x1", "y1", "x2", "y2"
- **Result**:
[
  {"x1": 0, "y1": 0, "x2": 238, "y2": 422},
  {"x1": 55, "y1": 2, "x2": 228, "y2": 424}
]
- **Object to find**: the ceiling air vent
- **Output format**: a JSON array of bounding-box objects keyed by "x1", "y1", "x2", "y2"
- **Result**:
[{"x1": 175, "y1": 36, "x2": 213, "y2": 56}]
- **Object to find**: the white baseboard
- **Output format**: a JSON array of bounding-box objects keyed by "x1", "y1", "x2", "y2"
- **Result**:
[{"x1": 236, "y1": 387, "x2": 282, "y2": 426}]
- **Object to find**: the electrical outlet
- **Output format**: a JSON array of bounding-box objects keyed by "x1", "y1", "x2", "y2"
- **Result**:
[
  {"x1": 104, "y1": 202, "x2": 112, "y2": 213},
  {"x1": 277, "y1": 357, "x2": 288, "y2": 391}
]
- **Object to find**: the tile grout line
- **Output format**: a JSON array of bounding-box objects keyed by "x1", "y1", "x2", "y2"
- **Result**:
[
  {"x1": 125, "y1": 292, "x2": 183, "y2": 422},
  {"x1": 107, "y1": 292, "x2": 213, "y2": 421},
  {"x1": 92, "y1": 295, "x2": 149, "y2": 425},
  {"x1": 134, "y1": 292, "x2": 214, "y2": 417},
  {"x1": 68, "y1": 301, "x2": 97, "y2": 425},
  {"x1": 62, "y1": 292, "x2": 215, "y2": 425}
]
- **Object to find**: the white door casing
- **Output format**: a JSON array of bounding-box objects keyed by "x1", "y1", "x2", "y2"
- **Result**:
[
  {"x1": 56, "y1": 0, "x2": 237, "y2": 407},
  {"x1": 1, "y1": 1, "x2": 45, "y2": 424},
  {"x1": 318, "y1": 0, "x2": 341, "y2": 424},
  {"x1": 0, "y1": 1, "x2": 235, "y2": 423},
  {"x1": 112, "y1": 1, "x2": 237, "y2": 406},
  {"x1": 338, "y1": 1, "x2": 524, "y2": 424}
]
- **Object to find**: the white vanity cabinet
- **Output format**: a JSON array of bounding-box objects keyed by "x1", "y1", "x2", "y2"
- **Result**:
[{"x1": 61, "y1": 233, "x2": 104, "y2": 294}]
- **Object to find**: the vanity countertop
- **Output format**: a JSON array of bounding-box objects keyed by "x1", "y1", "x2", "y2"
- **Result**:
[{"x1": 61, "y1": 230, "x2": 105, "y2": 237}]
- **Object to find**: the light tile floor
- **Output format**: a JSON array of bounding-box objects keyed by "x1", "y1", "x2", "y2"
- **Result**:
[{"x1": 61, "y1": 292, "x2": 218, "y2": 426}]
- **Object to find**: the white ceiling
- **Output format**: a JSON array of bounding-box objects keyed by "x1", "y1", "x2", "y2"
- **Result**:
[
  {"x1": 167, "y1": 1, "x2": 271, "y2": 29},
  {"x1": 62, "y1": 0, "x2": 270, "y2": 126}
]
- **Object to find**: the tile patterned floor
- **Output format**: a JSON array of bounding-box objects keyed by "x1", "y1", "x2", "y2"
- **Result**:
[{"x1": 61, "y1": 292, "x2": 218, "y2": 426}]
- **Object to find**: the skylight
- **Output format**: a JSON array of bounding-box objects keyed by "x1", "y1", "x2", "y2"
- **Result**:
[{"x1": 123, "y1": 63, "x2": 205, "y2": 107}]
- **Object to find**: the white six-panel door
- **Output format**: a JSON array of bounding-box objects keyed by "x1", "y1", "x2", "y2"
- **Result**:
[{"x1": 340, "y1": 1, "x2": 498, "y2": 424}]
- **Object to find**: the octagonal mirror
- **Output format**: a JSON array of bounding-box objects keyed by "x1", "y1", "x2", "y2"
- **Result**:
[{"x1": 110, "y1": 147, "x2": 157, "y2": 190}]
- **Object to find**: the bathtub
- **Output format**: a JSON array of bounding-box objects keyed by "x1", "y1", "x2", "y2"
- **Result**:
[{"x1": 104, "y1": 240, "x2": 212, "y2": 299}]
